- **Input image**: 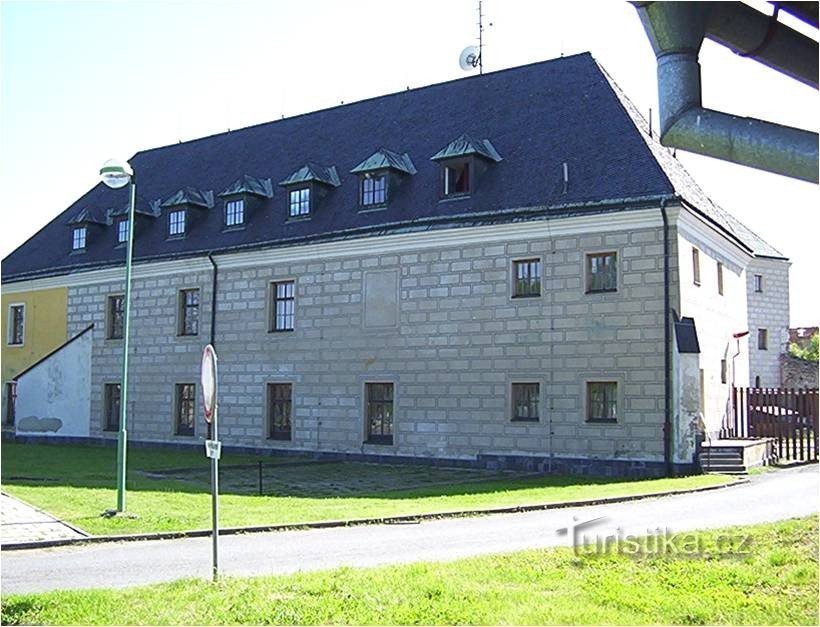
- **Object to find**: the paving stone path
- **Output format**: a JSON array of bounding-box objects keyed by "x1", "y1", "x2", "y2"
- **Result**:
[{"x1": 0, "y1": 493, "x2": 86, "y2": 545}]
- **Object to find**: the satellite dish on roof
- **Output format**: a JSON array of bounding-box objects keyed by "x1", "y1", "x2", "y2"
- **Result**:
[{"x1": 459, "y1": 46, "x2": 481, "y2": 72}]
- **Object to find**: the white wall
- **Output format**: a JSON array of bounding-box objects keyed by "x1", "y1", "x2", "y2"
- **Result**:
[
  {"x1": 15, "y1": 328, "x2": 92, "y2": 437},
  {"x1": 677, "y1": 212, "x2": 751, "y2": 437}
]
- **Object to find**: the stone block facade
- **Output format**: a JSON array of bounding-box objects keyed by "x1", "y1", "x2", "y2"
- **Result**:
[
  {"x1": 66, "y1": 213, "x2": 675, "y2": 468},
  {"x1": 746, "y1": 257, "x2": 790, "y2": 387}
]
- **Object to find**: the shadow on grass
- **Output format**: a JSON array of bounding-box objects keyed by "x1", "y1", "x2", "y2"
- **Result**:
[{"x1": 1, "y1": 441, "x2": 628, "y2": 501}]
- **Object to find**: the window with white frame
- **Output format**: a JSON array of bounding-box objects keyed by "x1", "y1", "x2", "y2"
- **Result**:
[
  {"x1": 169, "y1": 210, "x2": 186, "y2": 236},
  {"x1": 289, "y1": 188, "x2": 310, "y2": 217},
  {"x1": 586, "y1": 381, "x2": 618, "y2": 422},
  {"x1": 72, "y1": 227, "x2": 87, "y2": 251},
  {"x1": 360, "y1": 174, "x2": 387, "y2": 207},
  {"x1": 7, "y1": 305, "x2": 25, "y2": 345},
  {"x1": 586, "y1": 252, "x2": 617, "y2": 293},
  {"x1": 443, "y1": 162, "x2": 470, "y2": 196},
  {"x1": 269, "y1": 281, "x2": 295, "y2": 331},
  {"x1": 225, "y1": 199, "x2": 244, "y2": 227},
  {"x1": 511, "y1": 382, "x2": 540, "y2": 421},
  {"x1": 117, "y1": 219, "x2": 129, "y2": 244}
]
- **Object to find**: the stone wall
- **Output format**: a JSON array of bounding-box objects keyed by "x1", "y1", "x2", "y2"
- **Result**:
[
  {"x1": 66, "y1": 215, "x2": 671, "y2": 466},
  {"x1": 780, "y1": 354, "x2": 819, "y2": 389},
  {"x1": 747, "y1": 257, "x2": 790, "y2": 387}
]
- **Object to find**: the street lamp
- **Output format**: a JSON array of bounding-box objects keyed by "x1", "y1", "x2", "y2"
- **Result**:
[{"x1": 100, "y1": 158, "x2": 135, "y2": 513}]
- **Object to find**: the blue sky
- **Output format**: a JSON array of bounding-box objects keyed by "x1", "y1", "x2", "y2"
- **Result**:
[{"x1": 1, "y1": 0, "x2": 817, "y2": 324}]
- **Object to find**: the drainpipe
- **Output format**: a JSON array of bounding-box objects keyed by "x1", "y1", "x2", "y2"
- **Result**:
[
  {"x1": 661, "y1": 198, "x2": 673, "y2": 476},
  {"x1": 208, "y1": 254, "x2": 218, "y2": 347},
  {"x1": 632, "y1": 1, "x2": 819, "y2": 183}
]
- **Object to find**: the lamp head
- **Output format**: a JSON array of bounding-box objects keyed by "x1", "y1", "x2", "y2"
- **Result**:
[{"x1": 100, "y1": 159, "x2": 133, "y2": 189}]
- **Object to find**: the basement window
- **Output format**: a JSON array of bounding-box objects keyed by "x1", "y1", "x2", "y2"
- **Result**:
[
  {"x1": 758, "y1": 328, "x2": 768, "y2": 351},
  {"x1": 175, "y1": 383, "x2": 196, "y2": 436},
  {"x1": 267, "y1": 383, "x2": 293, "y2": 440},
  {"x1": 104, "y1": 383, "x2": 121, "y2": 432}
]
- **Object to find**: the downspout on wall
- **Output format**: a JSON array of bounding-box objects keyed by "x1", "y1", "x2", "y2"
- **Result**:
[
  {"x1": 632, "y1": 1, "x2": 819, "y2": 183},
  {"x1": 661, "y1": 198, "x2": 674, "y2": 476},
  {"x1": 207, "y1": 253, "x2": 218, "y2": 440}
]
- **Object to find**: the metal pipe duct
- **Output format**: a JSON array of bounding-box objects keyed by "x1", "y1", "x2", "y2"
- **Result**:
[
  {"x1": 707, "y1": 2, "x2": 818, "y2": 89},
  {"x1": 633, "y1": 1, "x2": 819, "y2": 183}
]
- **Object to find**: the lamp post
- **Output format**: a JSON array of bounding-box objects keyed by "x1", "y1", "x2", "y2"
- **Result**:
[{"x1": 100, "y1": 158, "x2": 135, "y2": 513}]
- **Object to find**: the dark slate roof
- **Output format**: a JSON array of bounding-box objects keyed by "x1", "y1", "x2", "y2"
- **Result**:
[
  {"x1": 1, "y1": 52, "x2": 786, "y2": 282},
  {"x1": 350, "y1": 148, "x2": 417, "y2": 175}
]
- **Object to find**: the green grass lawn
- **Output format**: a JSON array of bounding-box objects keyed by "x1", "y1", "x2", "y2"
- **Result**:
[
  {"x1": 2, "y1": 517, "x2": 817, "y2": 625},
  {"x1": 2, "y1": 442, "x2": 735, "y2": 536}
]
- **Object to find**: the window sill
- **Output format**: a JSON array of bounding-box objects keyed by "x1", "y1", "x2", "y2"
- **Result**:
[
  {"x1": 511, "y1": 294, "x2": 541, "y2": 299},
  {"x1": 222, "y1": 225, "x2": 246, "y2": 233},
  {"x1": 438, "y1": 194, "x2": 471, "y2": 203},
  {"x1": 585, "y1": 418, "x2": 618, "y2": 424},
  {"x1": 268, "y1": 433, "x2": 292, "y2": 441},
  {"x1": 174, "y1": 431, "x2": 195, "y2": 438},
  {"x1": 358, "y1": 204, "x2": 388, "y2": 213},
  {"x1": 268, "y1": 328, "x2": 295, "y2": 334},
  {"x1": 364, "y1": 437, "x2": 394, "y2": 446},
  {"x1": 167, "y1": 235, "x2": 186, "y2": 241},
  {"x1": 105, "y1": 337, "x2": 124, "y2": 342},
  {"x1": 511, "y1": 417, "x2": 540, "y2": 423},
  {"x1": 585, "y1": 288, "x2": 618, "y2": 295},
  {"x1": 287, "y1": 215, "x2": 312, "y2": 223}
]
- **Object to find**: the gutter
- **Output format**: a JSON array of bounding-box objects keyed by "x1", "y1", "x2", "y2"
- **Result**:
[{"x1": 632, "y1": 1, "x2": 818, "y2": 182}]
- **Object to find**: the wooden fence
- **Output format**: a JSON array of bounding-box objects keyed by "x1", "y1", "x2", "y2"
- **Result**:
[{"x1": 725, "y1": 387, "x2": 819, "y2": 463}]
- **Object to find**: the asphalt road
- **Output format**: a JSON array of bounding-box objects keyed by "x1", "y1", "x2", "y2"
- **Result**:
[{"x1": 2, "y1": 465, "x2": 817, "y2": 594}]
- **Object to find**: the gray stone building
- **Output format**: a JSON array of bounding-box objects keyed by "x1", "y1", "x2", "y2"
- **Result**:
[{"x1": 2, "y1": 53, "x2": 790, "y2": 475}]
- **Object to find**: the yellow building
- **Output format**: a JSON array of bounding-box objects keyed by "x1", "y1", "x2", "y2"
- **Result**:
[{"x1": 1, "y1": 287, "x2": 68, "y2": 423}]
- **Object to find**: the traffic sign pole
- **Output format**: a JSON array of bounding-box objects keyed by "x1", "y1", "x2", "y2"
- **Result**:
[
  {"x1": 201, "y1": 344, "x2": 220, "y2": 583},
  {"x1": 211, "y1": 399, "x2": 219, "y2": 583}
]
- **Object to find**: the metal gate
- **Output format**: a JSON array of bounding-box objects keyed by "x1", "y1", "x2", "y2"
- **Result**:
[{"x1": 725, "y1": 387, "x2": 819, "y2": 462}]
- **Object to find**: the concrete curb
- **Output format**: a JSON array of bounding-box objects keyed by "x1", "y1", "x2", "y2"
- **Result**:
[{"x1": 0, "y1": 477, "x2": 748, "y2": 551}]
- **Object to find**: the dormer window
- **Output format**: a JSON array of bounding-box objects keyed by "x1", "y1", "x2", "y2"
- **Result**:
[
  {"x1": 444, "y1": 162, "x2": 470, "y2": 197},
  {"x1": 225, "y1": 199, "x2": 244, "y2": 227},
  {"x1": 117, "y1": 219, "x2": 129, "y2": 244},
  {"x1": 169, "y1": 210, "x2": 186, "y2": 237},
  {"x1": 279, "y1": 163, "x2": 340, "y2": 219},
  {"x1": 361, "y1": 173, "x2": 387, "y2": 207},
  {"x1": 72, "y1": 227, "x2": 87, "y2": 251},
  {"x1": 289, "y1": 188, "x2": 311, "y2": 217},
  {"x1": 351, "y1": 149, "x2": 416, "y2": 210},
  {"x1": 431, "y1": 134, "x2": 502, "y2": 199},
  {"x1": 218, "y1": 175, "x2": 272, "y2": 229}
]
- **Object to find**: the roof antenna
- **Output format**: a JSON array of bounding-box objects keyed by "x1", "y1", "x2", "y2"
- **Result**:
[
  {"x1": 562, "y1": 162, "x2": 569, "y2": 194},
  {"x1": 458, "y1": 0, "x2": 490, "y2": 74}
]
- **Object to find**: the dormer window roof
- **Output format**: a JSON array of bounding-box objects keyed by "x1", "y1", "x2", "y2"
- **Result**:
[
  {"x1": 279, "y1": 163, "x2": 341, "y2": 188},
  {"x1": 351, "y1": 148, "x2": 417, "y2": 176},
  {"x1": 218, "y1": 174, "x2": 273, "y2": 198},
  {"x1": 67, "y1": 209, "x2": 105, "y2": 252},
  {"x1": 430, "y1": 133, "x2": 503, "y2": 163},
  {"x1": 161, "y1": 187, "x2": 214, "y2": 209},
  {"x1": 108, "y1": 201, "x2": 160, "y2": 219}
]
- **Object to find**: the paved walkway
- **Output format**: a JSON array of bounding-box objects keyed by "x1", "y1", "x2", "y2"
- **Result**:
[
  {"x1": 0, "y1": 493, "x2": 86, "y2": 545},
  {"x1": 2, "y1": 465, "x2": 817, "y2": 594}
]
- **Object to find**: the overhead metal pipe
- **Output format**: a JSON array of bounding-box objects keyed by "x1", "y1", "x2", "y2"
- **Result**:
[
  {"x1": 707, "y1": 2, "x2": 818, "y2": 89},
  {"x1": 633, "y1": 1, "x2": 819, "y2": 183}
]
